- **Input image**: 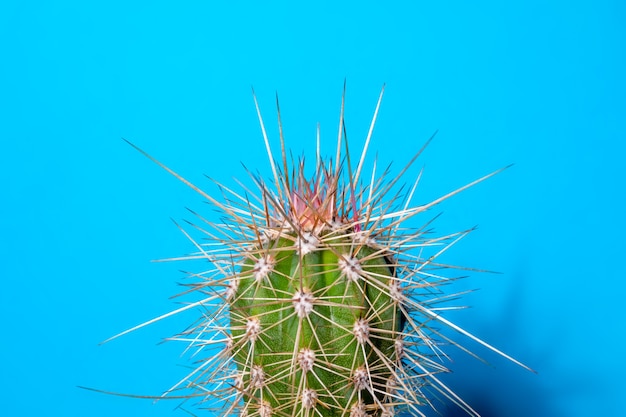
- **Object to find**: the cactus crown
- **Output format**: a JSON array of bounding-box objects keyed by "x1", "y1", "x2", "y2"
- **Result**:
[{"x1": 107, "y1": 86, "x2": 532, "y2": 417}]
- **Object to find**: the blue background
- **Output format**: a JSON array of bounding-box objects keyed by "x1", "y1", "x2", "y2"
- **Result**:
[{"x1": 1, "y1": 1, "x2": 625, "y2": 416}]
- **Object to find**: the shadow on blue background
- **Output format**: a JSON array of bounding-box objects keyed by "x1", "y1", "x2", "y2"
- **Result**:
[{"x1": 1, "y1": 1, "x2": 625, "y2": 416}]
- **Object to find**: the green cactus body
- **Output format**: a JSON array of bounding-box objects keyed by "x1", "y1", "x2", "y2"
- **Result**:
[
  {"x1": 108, "y1": 86, "x2": 532, "y2": 417},
  {"x1": 232, "y1": 230, "x2": 400, "y2": 416}
]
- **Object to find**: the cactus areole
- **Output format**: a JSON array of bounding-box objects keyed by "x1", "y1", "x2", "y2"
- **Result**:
[{"x1": 109, "y1": 86, "x2": 532, "y2": 417}]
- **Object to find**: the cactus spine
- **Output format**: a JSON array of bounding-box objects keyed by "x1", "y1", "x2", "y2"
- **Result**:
[{"x1": 110, "y1": 86, "x2": 531, "y2": 417}]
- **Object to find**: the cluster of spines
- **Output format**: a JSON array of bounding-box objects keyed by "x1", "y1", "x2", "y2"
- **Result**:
[{"x1": 105, "y1": 86, "x2": 531, "y2": 417}]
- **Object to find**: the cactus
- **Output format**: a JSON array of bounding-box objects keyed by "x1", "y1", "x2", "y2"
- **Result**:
[{"x1": 106, "y1": 86, "x2": 531, "y2": 416}]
